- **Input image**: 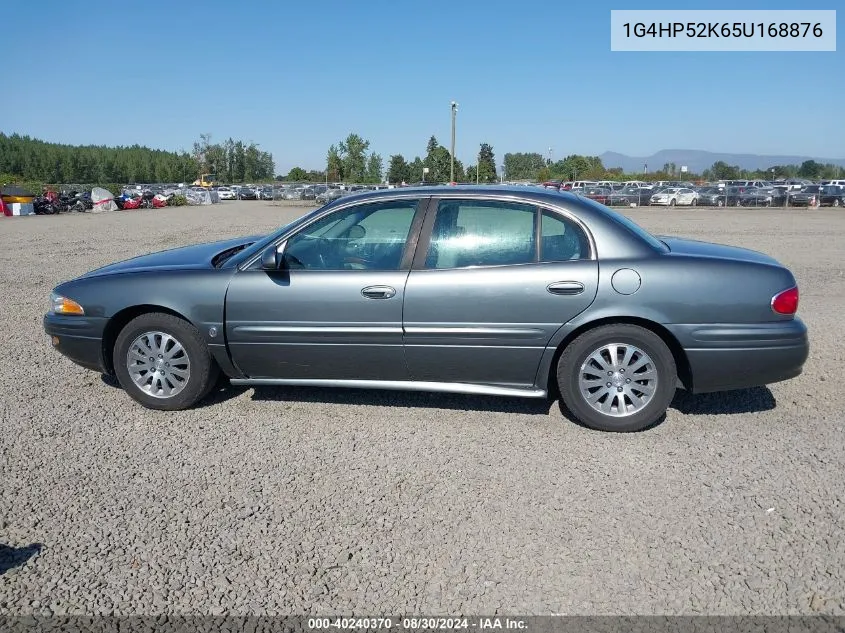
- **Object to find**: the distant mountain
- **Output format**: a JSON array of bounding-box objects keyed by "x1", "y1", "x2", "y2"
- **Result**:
[{"x1": 599, "y1": 149, "x2": 845, "y2": 174}]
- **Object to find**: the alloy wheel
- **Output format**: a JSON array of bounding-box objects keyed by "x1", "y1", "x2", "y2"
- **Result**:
[
  {"x1": 126, "y1": 330, "x2": 191, "y2": 398},
  {"x1": 578, "y1": 343, "x2": 657, "y2": 417}
]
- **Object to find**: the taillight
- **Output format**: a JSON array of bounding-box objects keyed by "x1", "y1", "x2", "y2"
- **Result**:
[{"x1": 771, "y1": 286, "x2": 799, "y2": 315}]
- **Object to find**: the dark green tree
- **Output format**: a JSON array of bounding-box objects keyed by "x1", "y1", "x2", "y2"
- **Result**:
[
  {"x1": 365, "y1": 153, "x2": 384, "y2": 183},
  {"x1": 337, "y1": 133, "x2": 370, "y2": 182},
  {"x1": 798, "y1": 160, "x2": 822, "y2": 179},
  {"x1": 477, "y1": 143, "x2": 497, "y2": 183},
  {"x1": 424, "y1": 136, "x2": 463, "y2": 182},
  {"x1": 504, "y1": 152, "x2": 545, "y2": 180},
  {"x1": 286, "y1": 167, "x2": 308, "y2": 181},
  {"x1": 387, "y1": 154, "x2": 411, "y2": 184},
  {"x1": 707, "y1": 160, "x2": 741, "y2": 180}
]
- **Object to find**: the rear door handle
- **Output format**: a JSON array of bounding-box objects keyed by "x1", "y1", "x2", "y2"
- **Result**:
[
  {"x1": 547, "y1": 281, "x2": 585, "y2": 296},
  {"x1": 361, "y1": 285, "x2": 396, "y2": 299}
]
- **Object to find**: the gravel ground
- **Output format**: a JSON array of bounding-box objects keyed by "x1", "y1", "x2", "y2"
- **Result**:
[{"x1": 1, "y1": 200, "x2": 843, "y2": 616}]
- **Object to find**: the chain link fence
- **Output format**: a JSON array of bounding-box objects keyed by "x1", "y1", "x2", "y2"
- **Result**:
[{"x1": 554, "y1": 183, "x2": 842, "y2": 209}]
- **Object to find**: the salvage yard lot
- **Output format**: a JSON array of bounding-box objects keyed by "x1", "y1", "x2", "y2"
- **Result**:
[{"x1": 1, "y1": 201, "x2": 843, "y2": 615}]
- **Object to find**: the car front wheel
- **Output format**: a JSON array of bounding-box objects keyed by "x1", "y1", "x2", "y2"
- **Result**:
[
  {"x1": 557, "y1": 324, "x2": 677, "y2": 432},
  {"x1": 113, "y1": 313, "x2": 218, "y2": 411}
]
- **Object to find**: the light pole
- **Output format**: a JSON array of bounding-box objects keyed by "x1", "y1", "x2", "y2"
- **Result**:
[
  {"x1": 450, "y1": 101, "x2": 458, "y2": 183},
  {"x1": 548, "y1": 147, "x2": 553, "y2": 166}
]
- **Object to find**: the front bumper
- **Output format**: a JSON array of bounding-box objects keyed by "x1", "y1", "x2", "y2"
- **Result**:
[
  {"x1": 666, "y1": 318, "x2": 809, "y2": 393},
  {"x1": 43, "y1": 312, "x2": 108, "y2": 373}
]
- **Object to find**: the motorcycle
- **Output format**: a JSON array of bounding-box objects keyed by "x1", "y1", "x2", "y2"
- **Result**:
[
  {"x1": 33, "y1": 195, "x2": 61, "y2": 215},
  {"x1": 59, "y1": 191, "x2": 93, "y2": 212}
]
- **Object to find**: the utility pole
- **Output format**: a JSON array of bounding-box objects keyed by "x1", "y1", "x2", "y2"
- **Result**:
[{"x1": 450, "y1": 101, "x2": 458, "y2": 183}]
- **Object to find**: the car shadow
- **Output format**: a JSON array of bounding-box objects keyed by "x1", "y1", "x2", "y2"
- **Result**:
[
  {"x1": 100, "y1": 373, "x2": 249, "y2": 408},
  {"x1": 0, "y1": 543, "x2": 43, "y2": 575},
  {"x1": 249, "y1": 385, "x2": 555, "y2": 415},
  {"x1": 101, "y1": 375, "x2": 777, "y2": 420},
  {"x1": 670, "y1": 386, "x2": 776, "y2": 415}
]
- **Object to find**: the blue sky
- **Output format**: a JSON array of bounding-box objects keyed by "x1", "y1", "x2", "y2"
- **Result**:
[{"x1": 2, "y1": 0, "x2": 842, "y2": 174}]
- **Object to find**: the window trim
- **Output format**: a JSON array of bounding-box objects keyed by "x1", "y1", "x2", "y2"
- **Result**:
[{"x1": 412, "y1": 195, "x2": 595, "y2": 271}]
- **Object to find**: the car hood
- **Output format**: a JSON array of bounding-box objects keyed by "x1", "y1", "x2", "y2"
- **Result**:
[
  {"x1": 659, "y1": 236, "x2": 781, "y2": 266},
  {"x1": 77, "y1": 235, "x2": 265, "y2": 279}
]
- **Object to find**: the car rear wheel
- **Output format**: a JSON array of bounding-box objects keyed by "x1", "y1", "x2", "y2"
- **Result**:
[
  {"x1": 557, "y1": 324, "x2": 677, "y2": 432},
  {"x1": 834, "y1": 199, "x2": 841, "y2": 207},
  {"x1": 669, "y1": 199, "x2": 676, "y2": 207},
  {"x1": 113, "y1": 313, "x2": 218, "y2": 411}
]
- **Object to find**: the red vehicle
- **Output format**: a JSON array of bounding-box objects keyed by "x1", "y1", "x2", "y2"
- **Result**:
[
  {"x1": 581, "y1": 187, "x2": 612, "y2": 204},
  {"x1": 120, "y1": 196, "x2": 143, "y2": 210}
]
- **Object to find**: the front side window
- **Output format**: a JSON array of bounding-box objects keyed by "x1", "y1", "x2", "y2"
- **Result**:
[
  {"x1": 283, "y1": 199, "x2": 418, "y2": 270},
  {"x1": 424, "y1": 200, "x2": 537, "y2": 269}
]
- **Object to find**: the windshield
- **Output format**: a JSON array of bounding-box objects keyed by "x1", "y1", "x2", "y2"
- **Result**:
[{"x1": 223, "y1": 206, "x2": 329, "y2": 268}]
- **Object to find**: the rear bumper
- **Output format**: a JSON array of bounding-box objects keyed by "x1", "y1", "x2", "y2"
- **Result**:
[
  {"x1": 666, "y1": 319, "x2": 809, "y2": 394},
  {"x1": 43, "y1": 313, "x2": 107, "y2": 373}
]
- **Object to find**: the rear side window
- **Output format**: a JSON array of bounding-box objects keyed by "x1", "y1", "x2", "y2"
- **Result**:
[
  {"x1": 423, "y1": 200, "x2": 591, "y2": 269},
  {"x1": 425, "y1": 200, "x2": 536, "y2": 269},
  {"x1": 541, "y1": 211, "x2": 589, "y2": 261}
]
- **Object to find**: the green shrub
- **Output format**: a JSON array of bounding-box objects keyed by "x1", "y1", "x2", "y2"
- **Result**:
[{"x1": 168, "y1": 194, "x2": 188, "y2": 207}]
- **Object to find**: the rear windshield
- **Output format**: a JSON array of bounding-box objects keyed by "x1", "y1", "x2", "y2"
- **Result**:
[{"x1": 578, "y1": 197, "x2": 669, "y2": 252}]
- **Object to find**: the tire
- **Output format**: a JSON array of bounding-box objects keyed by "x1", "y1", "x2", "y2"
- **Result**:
[
  {"x1": 717, "y1": 199, "x2": 724, "y2": 208},
  {"x1": 556, "y1": 324, "x2": 677, "y2": 432},
  {"x1": 669, "y1": 199, "x2": 676, "y2": 207},
  {"x1": 113, "y1": 313, "x2": 218, "y2": 411},
  {"x1": 834, "y1": 199, "x2": 841, "y2": 207}
]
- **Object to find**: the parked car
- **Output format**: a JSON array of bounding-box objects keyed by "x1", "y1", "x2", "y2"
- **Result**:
[
  {"x1": 217, "y1": 186, "x2": 236, "y2": 200},
  {"x1": 43, "y1": 187, "x2": 809, "y2": 433},
  {"x1": 606, "y1": 187, "x2": 652, "y2": 207},
  {"x1": 238, "y1": 187, "x2": 258, "y2": 200},
  {"x1": 260, "y1": 187, "x2": 275, "y2": 200},
  {"x1": 578, "y1": 187, "x2": 612, "y2": 205},
  {"x1": 819, "y1": 185, "x2": 845, "y2": 207},
  {"x1": 695, "y1": 187, "x2": 727, "y2": 207},
  {"x1": 739, "y1": 187, "x2": 779, "y2": 207},
  {"x1": 650, "y1": 187, "x2": 698, "y2": 207},
  {"x1": 788, "y1": 185, "x2": 823, "y2": 207},
  {"x1": 316, "y1": 188, "x2": 347, "y2": 204}
]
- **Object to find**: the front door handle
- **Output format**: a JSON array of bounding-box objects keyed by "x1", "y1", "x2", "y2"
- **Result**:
[
  {"x1": 547, "y1": 281, "x2": 585, "y2": 296},
  {"x1": 361, "y1": 285, "x2": 396, "y2": 299}
]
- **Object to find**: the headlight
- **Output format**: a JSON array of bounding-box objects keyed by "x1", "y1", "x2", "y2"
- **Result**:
[{"x1": 50, "y1": 292, "x2": 85, "y2": 315}]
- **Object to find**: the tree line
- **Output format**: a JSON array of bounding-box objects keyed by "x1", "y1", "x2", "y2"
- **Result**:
[
  {"x1": 4, "y1": 129, "x2": 841, "y2": 190},
  {"x1": 0, "y1": 132, "x2": 274, "y2": 187},
  {"x1": 505, "y1": 153, "x2": 844, "y2": 183},
  {"x1": 282, "y1": 134, "x2": 500, "y2": 185}
]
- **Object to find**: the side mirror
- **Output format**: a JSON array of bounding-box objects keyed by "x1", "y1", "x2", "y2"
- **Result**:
[{"x1": 260, "y1": 241, "x2": 287, "y2": 270}]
